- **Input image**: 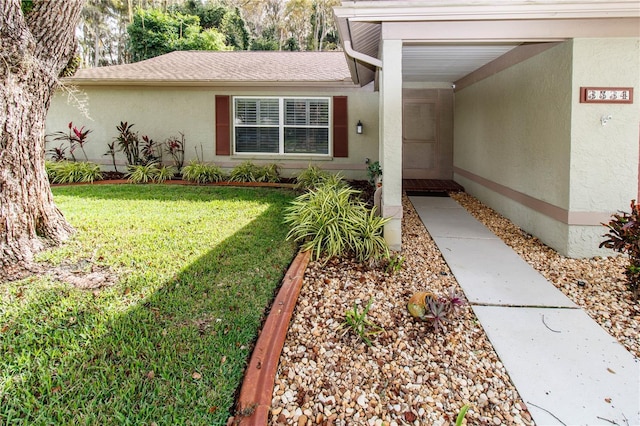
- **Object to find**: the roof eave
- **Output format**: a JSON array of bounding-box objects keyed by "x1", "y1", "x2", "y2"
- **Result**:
[{"x1": 60, "y1": 78, "x2": 360, "y2": 89}]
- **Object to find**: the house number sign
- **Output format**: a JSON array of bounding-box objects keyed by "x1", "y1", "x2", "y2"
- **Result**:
[{"x1": 580, "y1": 87, "x2": 633, "y2": 104}]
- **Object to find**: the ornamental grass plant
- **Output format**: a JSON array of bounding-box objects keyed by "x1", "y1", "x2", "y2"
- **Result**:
[
  {"x1": 284, "y1": 180, "x2": 390, "y2": 263},
  {"x1": 45, "y1": 160, "x2": 103, "y2": 183}
]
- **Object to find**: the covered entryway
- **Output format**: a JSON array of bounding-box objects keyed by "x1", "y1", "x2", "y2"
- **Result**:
[{"x1": 334, "y1": 0, "x2": 640, "y2": 255}]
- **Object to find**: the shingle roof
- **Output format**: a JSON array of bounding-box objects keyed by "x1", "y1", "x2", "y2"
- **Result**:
[{"x1": 66, "y1": 51, "x2": 356, "y2": 86}]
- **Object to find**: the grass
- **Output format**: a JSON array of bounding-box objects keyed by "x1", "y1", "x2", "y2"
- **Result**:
[{"x1": 0, "y1": 185, "x2": 297, "y2": 425}]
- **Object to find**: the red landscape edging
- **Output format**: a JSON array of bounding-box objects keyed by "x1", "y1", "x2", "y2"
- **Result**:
[{"x1": 234, "y1": 250, "x2": 311, "y2": 426}]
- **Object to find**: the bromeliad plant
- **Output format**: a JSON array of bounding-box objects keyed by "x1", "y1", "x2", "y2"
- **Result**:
[
  {"x1": 407, "y1": 287, "x2": 466, "y2": 332},
  {"x1": 600, "y1": 200, "x2": 640, "y2": 298}
]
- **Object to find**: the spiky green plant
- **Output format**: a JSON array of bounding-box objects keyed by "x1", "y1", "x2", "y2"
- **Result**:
[
  {"x1": 126, "y1": 163, "x2": 160, "y2": 183},
  {"x1": 339, "y1": 297, "x2": 384, "y2": 346},
  {"x1": 229, "y1": 161, "x2": 261, "y2": 182},
  {"x1": 255, "y1": 163, "x2": 280, "y2": 183},
  {"x1": 181, "y1": 161, "x2": 226, "y2": 184},
  {"x1": 284, "y1": 181, "x2": 390, "y2": 262},
  {"x1": 154, "y1": 165, "x2": 177, "y2": 183},
  {"x1": 46, "y1": 160, "x2": 103, "y2": 183},
  {"x1": 295, "y1": 164, "x2": 331, "y2": 190}
]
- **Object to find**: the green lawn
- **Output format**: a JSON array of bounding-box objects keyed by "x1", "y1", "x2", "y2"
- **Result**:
[{"x1": 0, "y1": 185, "x2": 297, "y2": 425}]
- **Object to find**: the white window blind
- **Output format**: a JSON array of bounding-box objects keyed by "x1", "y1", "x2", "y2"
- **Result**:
[{"x1": 233, "y1": 97, "x2": 330, "y2": 155}]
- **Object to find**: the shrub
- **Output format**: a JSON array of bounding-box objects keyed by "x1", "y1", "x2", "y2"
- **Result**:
[
  {"x1": 229, "y1": 161, "x2": 261, "y2": 182},
  {"x1": 155, "y1": 165, "x2": 177, "y2": 183},
  {"x1": 367, "y1": 160, "x2": 382, "y2": 186},
  {"x1": 164, "y1": 133, "x2": 186, "y2": 171},
  {"x1": 115, "y1": 121, "x2": 141, "y2": 166},
  {"x1": 48, "y1": 121, "x2": 92, "y2": 162},
  {"x1": 600, "y1": 200, "x2": 640, "y2": 298},
  {"x1": 114, "y1": 122, "x2": 158, "y2": 166},
  {"x1": 182, "y1": 161, "x2": 226, "y2": 184},
  {"x1": 284, "y1": 181, "x2": 390, "y2": 262},
  {"x1": 255, "y1": 163, "x2": 280, "y2": 183},
  {"x1": 126, "y1": 163, "x2": 160, "y2": 184},
  {"x1": 46, "y1": 161, "x2": 103, "y2": 183},
  {"x1": 295, "y1": 164, "x2": 331, "y2": 190},
  {"x1": 229, "y1": 161, "x2": 280, "y2": 183}
]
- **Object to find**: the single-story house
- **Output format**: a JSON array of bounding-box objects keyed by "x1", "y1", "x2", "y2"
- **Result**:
[{"x1": 46, "y1": 0, "x2": 640, "y2": 258}]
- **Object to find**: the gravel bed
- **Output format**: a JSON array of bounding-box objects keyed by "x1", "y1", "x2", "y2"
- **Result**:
[{"x1": 270, "y1": 193, "x2": 639, "y2": 426}]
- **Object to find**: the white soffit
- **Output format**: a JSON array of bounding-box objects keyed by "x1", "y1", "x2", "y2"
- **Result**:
[{"x1": 402, "y1": 44, "x2": 520, "y2": 82}]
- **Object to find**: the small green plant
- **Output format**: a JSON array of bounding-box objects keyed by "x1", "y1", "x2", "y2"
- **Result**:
[
  {"x1": 46, "y1": 160, "x2": 103, "y2": 183},
  {"x1": 339, "y1": 297, "x2": 384, "y2": 346},
  {"x1": 126, "y1": 163, "x2": 160, "y2": 183},
  {"x1": 366, "y1": 160, "x2": 382, "y2": 186},
  {"x1": 295, "y1": 164, "x2": 331, "y2": 190},
  {"x1": 600, "y1": 200, "x2": 640, "y2": 298},
  {"x1": 407, "y1": 287, "x2": 466, "y2": 332},
  {"x1": 182, "y1": 161, "x2": 226, "y2": 183},
  {"x1": 455, "y1": 404, "x2": 470, "y2": 426},
  {"x1": 284, "y1": 181, "x2": 390, "y2": 262},
  {"x1": 385, "y1": 253, "x2": 405, "y2": 274}
]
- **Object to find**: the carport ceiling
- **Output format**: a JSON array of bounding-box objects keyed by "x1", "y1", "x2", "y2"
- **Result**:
[{"x1": 402, "y1": 44, "x2": 521, "y2": 83}]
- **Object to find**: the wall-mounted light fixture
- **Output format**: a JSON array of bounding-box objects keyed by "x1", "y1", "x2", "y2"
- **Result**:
[{"x1": 356, "y1": 120, "x2": 363, "y2": 134}]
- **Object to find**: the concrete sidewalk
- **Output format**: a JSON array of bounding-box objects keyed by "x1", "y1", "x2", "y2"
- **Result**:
[{"x1": 409, "y1": 195, "x2": 639, "y2": 426}]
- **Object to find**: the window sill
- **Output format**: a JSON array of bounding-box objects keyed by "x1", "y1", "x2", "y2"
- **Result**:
[{"x1": 230, "y1": 154, "x2": 334, "y2": 161}]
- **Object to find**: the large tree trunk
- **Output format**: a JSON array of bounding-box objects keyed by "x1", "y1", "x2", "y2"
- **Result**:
[{"x1": 0, "y1": 0, "x2": 85, "y2": 280}]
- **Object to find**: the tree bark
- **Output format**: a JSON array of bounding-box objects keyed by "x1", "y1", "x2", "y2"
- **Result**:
[{"x1": 0, "y1": 0, "x2": 85, "y2": 280}]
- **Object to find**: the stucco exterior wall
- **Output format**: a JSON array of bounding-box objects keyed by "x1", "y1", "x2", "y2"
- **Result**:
[
  {"x1": 567, "y1": 38, "x2": 640, "y2": 257},
  {"x1": 454, "y1": 41, "x2": 574, "y2": 253},
  {"x1": 46, "y1": 85, "x2": 379, "y2": 180},
  {"x1": 454, "y1": 38, "x2": 640, "y2": 258}
]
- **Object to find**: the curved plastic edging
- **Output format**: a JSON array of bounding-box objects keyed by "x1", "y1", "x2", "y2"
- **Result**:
[{"x1": 235, "y1": 250, "x2": 310, "y2": 425}]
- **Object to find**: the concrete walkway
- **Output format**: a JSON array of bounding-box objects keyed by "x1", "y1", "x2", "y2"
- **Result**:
[{"x1": 409, "y1": 195, "x2": 639, "y2": 426}]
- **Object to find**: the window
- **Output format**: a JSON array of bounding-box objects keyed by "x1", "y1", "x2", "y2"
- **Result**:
[{"x1": 233, "y1": 97, "x2": 330, "y2": 155}]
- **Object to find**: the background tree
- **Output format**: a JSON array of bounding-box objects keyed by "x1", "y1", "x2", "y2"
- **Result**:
[
  {"x1": 127, "y1": 7, "x2": 228, "y2": 62},
  {"x1": 0, "y1": 0, "x2": 85, "y2": 279},
  {"x1": 283, "y1": 0, "x2": 311, "y2": 51},
  {"x1": 309, "y1": 0, "x2": 339, "y2": 51},
  {"x1": 176, "y1": 1, "x2": 250, "y2": 50}
]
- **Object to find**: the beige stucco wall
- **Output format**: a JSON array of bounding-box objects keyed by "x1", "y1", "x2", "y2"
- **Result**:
[
  {"x1": 567, "y1": 38, "x2": 640, "y2": 257},
  {"x1": 454, "y1": 38, "x2": 640, "y2": 258},
  {"x1": 454, "y1": 41, "x2": 574, "y2": 253},
  {"x1": 46, "y1": 85, "x2": 380, "y2": 180}
]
